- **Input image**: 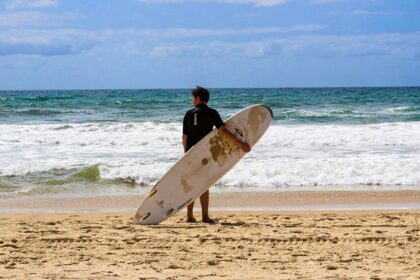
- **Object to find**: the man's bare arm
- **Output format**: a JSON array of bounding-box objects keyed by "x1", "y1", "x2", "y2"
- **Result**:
[
  {"x1": 182, "y1": 134, "x2": 188, "y2": 153},
  {"x1": 219, "y1": 126, "x2": 251, "y2": 153}
]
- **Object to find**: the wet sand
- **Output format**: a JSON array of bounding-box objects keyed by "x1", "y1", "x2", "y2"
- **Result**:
[
  {"x1": 1, "y1": 190, "x2": 420, "y2": 212},
  {"x1": 0, "y1": 211, "x2": 419, "y2": 279}
]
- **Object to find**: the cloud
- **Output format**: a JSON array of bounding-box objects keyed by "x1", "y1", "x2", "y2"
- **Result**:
[
  {"x1": 330, "y1": 10, "x2": 417, "y2": 16},
  {"x1": 350, "y1": 10, "x2": 416, "y2": 16},
  {"x1": 151, "y1": 32, "x2": 420, "y2": 58},
  {"x1": 222, "y1": 0, "x2": 290, "y2": 6},
  {"x1": 0, "y1": 11, "x2": 50, "y2": 26},
  {"x1": 0, "y1": 24, "x2": 324, "y2": 56},
  {"x1": 1, "y1": 27, "x2": 419, "y2": 60},
  {"x1": 0, "y1": 29, "x2": 94, "y2": 56},
  {"x1": 0, "y1": 25, "x2": 323, "y2": 57},
  {"x1": 137, "y1": 0, "x2": 291, "y2": 7},
  {"x1": 134, "y1": 24, "x2": 326, "y2": 37},
  {"x1": 234, "y1": 13, "x2": 261, "y2": 18},
  {"x1": 300, "y1": 33, "x2": 420, "y2": 58},
  {"x1": 310, "y1": 0, "x2": 341, "y2": 3},
  {"x1": 5, "y1": 0, "x2": 59, "y2": 10},
  {"x1": 0, "y1": 41, "x2": 78, "y2": 56},
  {"x1": 0, "y1": 11, "x2": 78, "y2": 27},
  {"x1": 151, "y1": 40, "x2": 287, "y2": 58},
  {"x1": 311, "y1": 0, "x2": 377, "y2": 4},
  {"x1": 151, "y1": 40, "x2": 287, "y2": 57}
]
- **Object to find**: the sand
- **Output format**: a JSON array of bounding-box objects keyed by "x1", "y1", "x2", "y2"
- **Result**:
[{"x1": 1, "y1": 210, "x2": 419, "y2": 279}]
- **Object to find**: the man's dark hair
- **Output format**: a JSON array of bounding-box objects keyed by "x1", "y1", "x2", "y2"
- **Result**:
[{"x1": 191, "y1": 86, "x2": 210, "y2": 103}]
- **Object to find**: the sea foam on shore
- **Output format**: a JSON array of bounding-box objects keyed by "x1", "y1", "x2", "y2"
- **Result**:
[{"x1": 1, "y1": 121, "x2": 420, "y2": 197}]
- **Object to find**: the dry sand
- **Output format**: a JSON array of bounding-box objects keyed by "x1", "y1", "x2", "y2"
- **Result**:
[{"x1": 1, "y1": 210, "x2": 419, "y2": 279}]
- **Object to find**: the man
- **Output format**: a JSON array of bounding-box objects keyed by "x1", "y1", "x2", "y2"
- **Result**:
[{"x1": 182, "y1": 86, "x2": 251, "y2": 223}]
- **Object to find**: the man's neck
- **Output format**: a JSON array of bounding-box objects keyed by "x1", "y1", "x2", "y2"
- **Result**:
[{"x1": 196, "y1": 102, "x2": 207, "y2": 107}]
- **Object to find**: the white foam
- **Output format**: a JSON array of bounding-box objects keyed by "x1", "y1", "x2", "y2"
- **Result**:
[{"x1": 1, "y1": 121, "x2": 420, "y2": 191}]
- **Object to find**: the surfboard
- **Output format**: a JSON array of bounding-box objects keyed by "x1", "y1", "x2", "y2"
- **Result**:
[{"x1": 134, "y1": 104, "x2": 273, "y2": 225}]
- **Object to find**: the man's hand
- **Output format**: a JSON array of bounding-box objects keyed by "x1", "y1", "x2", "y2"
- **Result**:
[
  {"x1": 240, "y1": 142, "x2": 251, "y2": 153},
  {"x1": 220, "y1": 126, "x2": 251, "y2": 153}
]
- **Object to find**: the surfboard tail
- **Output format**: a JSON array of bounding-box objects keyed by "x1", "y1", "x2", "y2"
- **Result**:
[{"x1": 261, "y1": 105, "x2": 273, "y2": 118}]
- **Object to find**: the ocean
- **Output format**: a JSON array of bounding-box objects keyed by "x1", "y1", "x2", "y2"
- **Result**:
[{"x1": 1, "y1": 88, "x2": 419, "y2": 198}]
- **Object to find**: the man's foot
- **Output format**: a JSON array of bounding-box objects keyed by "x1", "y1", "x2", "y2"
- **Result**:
[
  {"x1": 186, "y1": 216, "x2": 197, "y2": 223},
  {"x1": 202, "y1": 216, "x2": 216, "y2": 224}
]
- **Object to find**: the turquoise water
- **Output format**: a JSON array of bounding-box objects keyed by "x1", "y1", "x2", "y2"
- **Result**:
[
  {"x1": 1, "y1": 87, "x2": 420, "y2": 197},
  {"x1": 1, "y1": 87, "x2": 419, "y2": 125}
]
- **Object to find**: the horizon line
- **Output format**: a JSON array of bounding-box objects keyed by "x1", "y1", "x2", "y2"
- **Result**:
[{"x1": 1, "y1": 85, "x2": 420, "y2": 92}]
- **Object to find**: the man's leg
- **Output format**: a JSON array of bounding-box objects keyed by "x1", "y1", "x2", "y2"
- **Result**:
[
  {"x1": 186, "y1": 202, "x2": 196, "y2": 222},
  {"x1": 200, "y1": 191, "x2": 214, "y2": 223}
]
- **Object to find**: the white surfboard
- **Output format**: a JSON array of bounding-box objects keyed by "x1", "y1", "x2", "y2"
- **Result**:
[{"x1": 134, "y1": 104, "x2": 273, "y2": 225}]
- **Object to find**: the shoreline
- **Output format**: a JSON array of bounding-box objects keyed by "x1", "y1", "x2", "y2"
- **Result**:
[{"x1": 1, "y1": 190, "x2": 419, "y2": 213}]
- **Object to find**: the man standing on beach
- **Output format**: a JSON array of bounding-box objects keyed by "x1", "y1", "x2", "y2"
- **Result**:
[{"x1": 182, "y1": 86, "x2": 251, "y2": 223}]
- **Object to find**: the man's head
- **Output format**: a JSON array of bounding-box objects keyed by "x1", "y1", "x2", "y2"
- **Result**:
[{"x1": 191, "y1": 86, "x2": 210, "y2": 106}]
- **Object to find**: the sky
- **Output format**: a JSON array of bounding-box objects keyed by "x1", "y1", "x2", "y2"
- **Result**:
[{"x1": 0, "y1": 0, "x2": 419, "y2": 89}]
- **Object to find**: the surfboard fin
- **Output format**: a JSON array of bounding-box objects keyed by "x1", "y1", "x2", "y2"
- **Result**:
[
  {"x1": 147, "y1": 189, "x2": 157, "y2": 198},
  {"x1": 135, "y1": 212, "x2": 151, "y2": 223},
  {"x1": 165, "y1": 208, "x2": 174, "y2": 216}
]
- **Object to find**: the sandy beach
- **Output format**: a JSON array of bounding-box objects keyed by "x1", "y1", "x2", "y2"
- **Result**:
[
  {"x1": 1, "y1": 192, "x2": 419, "y2": 279},
  {"x1": 1, "y1": 190, "x2": 420, "y2": 212}
]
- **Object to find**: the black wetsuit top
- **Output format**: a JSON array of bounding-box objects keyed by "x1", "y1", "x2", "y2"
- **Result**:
[{"x1": 183, "y1": 103, "x2": 224, "y2": 151}]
